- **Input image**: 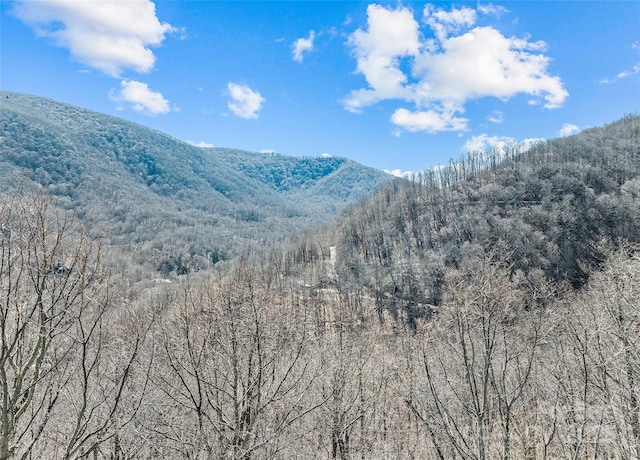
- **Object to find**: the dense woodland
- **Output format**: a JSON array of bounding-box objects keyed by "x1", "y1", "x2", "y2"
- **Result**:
[
  {"x1": 1, "y1": 93, "x2": 639, "y2": 459},
  {"x1": 0, "y1": 91, "x2": 391, "y2": 282}
]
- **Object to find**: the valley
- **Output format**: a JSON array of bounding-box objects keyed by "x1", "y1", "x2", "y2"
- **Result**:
[{"x1": 1, "y1": 93, "x2": 639, "y2": 459}]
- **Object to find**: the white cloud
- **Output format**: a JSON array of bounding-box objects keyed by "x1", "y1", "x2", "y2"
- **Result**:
[
  {"x1": 412, "y1": 26, "x2": 567, "y2": 108},
  {"x1": 477, "y1": 3, "x2": 509, "y2": 17},
  {"x1": 601, "y1": 63, "x2": 640, "y2": 83},
  {"x1": 320, "y1": 153, "x2": 332, "y2": 158},
  {"x1": 488, "y1": 110, "x2": 504, "y2": 123},
  {"x1": 385, "y1": 169, "x2": 416, "y2": 178},
  {"x1": 343, "y1": 3, "x2": 568, "y2": 133},
  {"x1": 559, "y1": 123, "x2": 580, "y2": 137},
  {"x1": 424, "y1": 4, "x2": 477, "y2": 43},
  {"x1": 600, "y1": 42, "x2": 640, "y2": 83},
  {"x1": 292, "y1": 30, "x2": 315, "y2": 62},
  {"x1": 227, "y1": 83, "x2": 265, "y2": 119},
  {"x1": 13, "y1": 0, "x2": 175, "y2": 77},
  {"x1": 391, "y1": 107, "x2": 468, "y2": 133},
  {"x1": 616, "y1": 64, "x2": 640, "y2": 79},
  {"x1": 343, "y1": 4, "x2": 421, "y2": 113},
  {"x1": 109, "y1": 80, "x2": 170, "y2": 115},
  {"x1": 187, "y1": 140, "x2": 214, "y2": 148},
  {"x1": 462, "y1": 134, "x2": 515, "y2": 152},
  {"x1": 462, "y1": 134, "x2": 544, "y2": 154}
]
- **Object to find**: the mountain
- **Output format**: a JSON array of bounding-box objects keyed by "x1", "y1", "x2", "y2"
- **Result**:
[
  {"x1": 0, "y1": 91, "x2": 392, "y2": 277},
  {"x1": 280, "y1": 114, "x2": 640, "y2": 326},
  {"x1": 3, "y1": 94, "x2": 639, "y2": 458}
]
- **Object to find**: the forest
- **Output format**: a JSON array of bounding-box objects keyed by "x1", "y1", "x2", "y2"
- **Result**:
[
  {"x1": 1, "y1": 98, "x2": 639, "y2": 459},
  {"x1": 0, "y1": 91, "x2": 391, "y2": 283}
]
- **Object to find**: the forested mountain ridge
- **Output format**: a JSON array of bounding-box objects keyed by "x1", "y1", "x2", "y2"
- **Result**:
[
  {"x1": 282, "y1": 114, "x2": 640, "y2": 325},
  {"x1": 0, "y1": 91, "x2": 391, "y2": 277},
  {"x1": 1, "y1": 101, "x2": 639, "y2": 457}
]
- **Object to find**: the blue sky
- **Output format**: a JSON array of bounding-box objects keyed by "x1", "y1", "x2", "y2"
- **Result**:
[{"x1": 2, "y1": 1, "x2": 639, "y2": 174}]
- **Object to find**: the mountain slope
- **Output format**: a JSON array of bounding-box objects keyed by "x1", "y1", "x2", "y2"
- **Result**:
[
  {"x1": 279, "y1": 115, "x2": 640, "y2": 326},
  {"x1": 3, "y1": 111, "x2": 638, "y2": 458},
  {"x1": 0, "y1": 91, "x2": 392, "y2": 276}
]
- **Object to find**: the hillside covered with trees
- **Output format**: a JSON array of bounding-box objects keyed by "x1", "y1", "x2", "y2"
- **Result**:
[
  {"x1": 0, "y1": 91, "x2": 391, "y2": 280},
  {"x1": 318, "y1": 114, "x2": 640, "y2": 326},
  {"x1": 1, "y1": 96, "x2": 638, "y2": 459}
]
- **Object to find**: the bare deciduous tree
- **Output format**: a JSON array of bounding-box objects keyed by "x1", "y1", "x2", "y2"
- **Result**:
[
  {"x1": 149, "y1": 261, "x2": 323, "y2": 459},
  {"x1": 0, "y1": 185, "x2": 150, "y2": 459},
  {"x1": 544, "y1": 247, "x2": 640, "y2": 459},
  {"x1": 407, "y1": 257, "x2": 545, "y2": 460}
]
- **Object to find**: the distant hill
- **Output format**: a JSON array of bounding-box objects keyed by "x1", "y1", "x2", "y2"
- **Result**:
[{"x1": 0, "y1": 91, "x2": 392, "y2": 277}]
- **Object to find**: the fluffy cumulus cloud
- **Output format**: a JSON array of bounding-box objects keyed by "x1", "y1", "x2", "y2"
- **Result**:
[
  {"x1": 109, "y1": 80, "x2": 171, "y2": 115},
  {"x1": 344, "y1": 3, "x2": 568, "y2": 133},
  {"x1": 13, "y1": 0, "x2": 175, "y2": 77},
  {"x1": 227, "y1": 83, "x2": 265, "y2": 119},
  {"x1": 343, "y1": 4, "x2": 421, "y2": 112},
  {"x1": 292, "y1": 31, "x2": 315, "y2": 62},
  {"x1": 424, "y1": 4, "x2": 476, "y2": 43},
  {"x1": 391, "y1": 107, "x2": 468, "y2": 133},
  {"x1": 559, "y1": 123, "x2": 580, "y2": 137}
]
